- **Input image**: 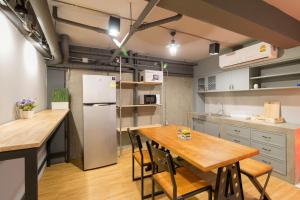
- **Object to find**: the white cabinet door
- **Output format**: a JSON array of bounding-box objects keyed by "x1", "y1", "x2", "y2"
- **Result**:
[
  {"x1": 216, "y1": 71, "x2": 232, "y2": 92},
  {"x1": 193, "y1": 119, "x2": 205, "y2": 132},
  {"x1": 231, "y1": 68, "x2": 249, "y2": 91}
]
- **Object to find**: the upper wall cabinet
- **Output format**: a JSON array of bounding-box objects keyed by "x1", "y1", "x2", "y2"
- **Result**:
[
  {"x1": 198, "y1": 75, "x2": 216, "y2": 92},
  {"x1": 216, "y1": 68, "x2": 250, "y2": 92}
]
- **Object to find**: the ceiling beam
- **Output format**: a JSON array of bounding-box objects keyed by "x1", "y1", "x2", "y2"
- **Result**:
[
  {"x1": 154, "y1": 0, "x2": 300, "y2": 48},
  {"x1": 109, "y1": 0, "x2": 160, "y2": 63},
  {"x1": 53, "y1": 6, "x2": 107, "y2": 34},
  {"x1": 137, "y1": 14, "x2": 182, "y2": 32}
]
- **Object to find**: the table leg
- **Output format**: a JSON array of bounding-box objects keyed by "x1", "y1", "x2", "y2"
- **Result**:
[
  {"x1": 214, "y1": 162, "x2": 244, "y2": 200},
  {"x1": 24, "y1": 148, "x2": 38, "y2": 200}
]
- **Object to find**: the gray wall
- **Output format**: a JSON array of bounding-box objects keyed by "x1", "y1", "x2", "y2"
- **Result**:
[
  {"x1": 193, "y1": 46, "x2": 300, "y2": 124},
  {"x1": 63, "y1": 69, "x2": 193, "y2": 165},
  {"x1": 47, "y1": 69, "x2": 66, "y2": 163},
  {"x1": 0, "y1": 12, "x2": 47, "y2": 200}
]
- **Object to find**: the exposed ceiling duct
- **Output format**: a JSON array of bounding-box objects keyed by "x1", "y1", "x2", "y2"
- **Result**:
[
  {"x1": 29, "y1": 0, "x2": 62, "y2": 64},
  {"x1": 154, "y1": 0, "x2": 300, "y2": 48}
]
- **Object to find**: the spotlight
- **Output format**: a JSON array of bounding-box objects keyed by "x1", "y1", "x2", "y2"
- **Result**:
[
  {"x1": 0, "y1": 0, "x2": 7, "y2": 6},
  {"x1": 15, "y1": 0, "x2": 28, "y2": 17},
  {"x1": 209, "y1": 42, "x2": 220, "y2": 55},
  {"x1": 108, "y1": 16, "x2": 120, "y2": 37},
  {"x1": 166, "y1": 30, "x2": 180, "y2": 56}
]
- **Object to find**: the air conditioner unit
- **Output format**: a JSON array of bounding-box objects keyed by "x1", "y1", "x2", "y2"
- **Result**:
[{"x1": 219, "y1": 42, "x2": 278, "y2": 69}]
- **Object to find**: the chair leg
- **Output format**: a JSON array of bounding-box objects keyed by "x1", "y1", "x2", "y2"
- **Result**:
[
  {"x1": 208, "y1": 187, "x2": 212, "y2": 200},
  {"x1": 141, "y1": 165, "x2": 144, "y2": 200},
  {"x1": 132, "y1": 155, "x2": 135, "y2": 181},
  {"x1": 152, "y1": 177, "x2": 155, "y2": 200},
  {"x1": 259, "y1": 171, "x2": 272, "y2": 200}
]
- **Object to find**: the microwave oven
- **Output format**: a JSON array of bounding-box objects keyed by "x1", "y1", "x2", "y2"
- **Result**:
[{"x1": 139, "y1": 94, "x2": 160, "y2": 104}]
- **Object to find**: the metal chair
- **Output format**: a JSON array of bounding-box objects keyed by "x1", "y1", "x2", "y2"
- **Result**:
[
  {"x1": 128, "y1": 129, "x2": 158, "y2": 199},
  {"x1": 146, "y1": 141, "x2": 213, "y2": 200}
]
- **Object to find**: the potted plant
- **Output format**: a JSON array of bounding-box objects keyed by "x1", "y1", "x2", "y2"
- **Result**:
[
  {"x1": 17, "y1": 98, "x2": 36, "y2": 119},
  {"x1": 51, "y1": 88, "x2": 70, "y2": 110}
]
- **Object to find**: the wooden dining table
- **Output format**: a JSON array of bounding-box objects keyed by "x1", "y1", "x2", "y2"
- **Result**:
[{"x1": 139, "y1": 125, "x2": 259, "y2": 200}]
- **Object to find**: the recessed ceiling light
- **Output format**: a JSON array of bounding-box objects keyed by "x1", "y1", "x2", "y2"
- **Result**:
[{"x1": 108, "y1": 16, "x2": 120, "y2": 38}]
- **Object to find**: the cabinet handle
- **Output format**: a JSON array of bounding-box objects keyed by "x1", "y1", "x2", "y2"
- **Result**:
[
  {"x1": 233, "y1": 139, "x2": 240, "y2": 143},
  {"x1": 262, "y1": 147, "x2": 271, "y2": 152},
  {"x1": 262, "y1": 136, "x2": 271, "y2": 140},
  {"x1": 262, "y1": 160, "x2": 271, "y2": 165},
  {"x1": 234, "y1": 129, "x2": 240, "y2": 133}
]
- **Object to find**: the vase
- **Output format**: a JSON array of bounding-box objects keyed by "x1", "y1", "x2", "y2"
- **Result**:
[
  {"x1": 18, "y1": 109, "x2": 23, "y2": 119},
  {"x1": 22, "y1": 110, "x2": 35, "y2": 119},
  {"x1": 51, "y1": 102, "x2": 69, "y2": 110}
]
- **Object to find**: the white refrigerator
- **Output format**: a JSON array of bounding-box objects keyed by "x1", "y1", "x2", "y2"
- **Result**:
[{"x1": 82, "y1": 75, "x2": 117, "y2": 170}]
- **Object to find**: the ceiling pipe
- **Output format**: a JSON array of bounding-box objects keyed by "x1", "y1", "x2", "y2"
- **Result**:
[
  {"x1": 69, "y1": 48, "x2": 196, "y2": 66},
  {"x1": 53, "y1": 6, "x2": 107, "y2": 34},
  {"x1": 0, "y1": 5, "x2": 51, "y2": 58},
  {"x1": 29, "y1": 0, "x2": 62, "y2": 64},
  {"x1": 109, "y1": 0, "x2": 160, "y2": 63},
  {"x1": 137, "y1": 14, "x2": 182, "y2": 32}
]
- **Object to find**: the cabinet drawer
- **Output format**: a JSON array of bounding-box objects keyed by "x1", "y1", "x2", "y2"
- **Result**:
[
  {"x1": 223, "y1": 134, "x2": 250, "y2": 146},
  {"x1": 253, "y1": 155, "x2": 286, "y2": 176},
  {"x1": 251, "y1": 140, "x2": 286, "y2": 161},
  {"x1": 251, "y1": 129, "x2": 286, "y2": 147},
  {"x1": 224, "y1": 125, "x2": 250, "y2": 139}
]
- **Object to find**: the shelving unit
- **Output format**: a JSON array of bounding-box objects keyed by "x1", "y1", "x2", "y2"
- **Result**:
[
  {"x1": 249, "y1": 58, "x2": 300, "y2": 90},
  {"x1": 117, "y1": 57, "x2": 164, "y2": 155}
]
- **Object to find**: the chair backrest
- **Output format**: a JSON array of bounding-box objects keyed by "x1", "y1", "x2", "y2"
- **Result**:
[
  {"x1": 146, "y1": 141, "x2": 177, "y2": 197},
  {"x1": 128, "y1": 128, "x2": 143, "y2": 153}
]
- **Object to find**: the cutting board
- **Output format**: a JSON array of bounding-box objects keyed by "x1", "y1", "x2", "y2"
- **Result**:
[{"x1": 264, "y1": 101, "x2": 281, "y2": 119}]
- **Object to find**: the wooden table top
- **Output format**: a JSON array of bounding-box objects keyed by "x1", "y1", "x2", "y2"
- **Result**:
[
  {"x1": 0, "y1": 109, "x2": 69, "y2": 153},
  {"x1": 139, "y1": 125, "x2": 259, "y2": 172}
]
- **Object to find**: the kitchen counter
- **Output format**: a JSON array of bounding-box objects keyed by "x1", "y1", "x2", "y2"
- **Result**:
[
  {"x1": 189, "y1": 112, "x2": 300, "y2": 185},
  {"x1": 189, "y1": 112, "x2": 300, "y2": 132},
  {"x1": 0, "y1": 109, "x2": 69, "y2": 153}
]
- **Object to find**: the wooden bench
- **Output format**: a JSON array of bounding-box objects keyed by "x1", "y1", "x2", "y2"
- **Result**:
[{"x1": 240, "y1": 158, "x2": 273, "y2": 200}]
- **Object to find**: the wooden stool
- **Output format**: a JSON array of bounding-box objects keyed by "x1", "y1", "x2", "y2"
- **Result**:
[
  {"x1": 146, "y1": 141, "x2": 213, "y2": 200},
  {"x1": 240, "y1": 158, "x2": 273, "y2": 200}
]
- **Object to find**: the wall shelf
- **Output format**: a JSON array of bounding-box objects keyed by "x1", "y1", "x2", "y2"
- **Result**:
[
  {"x1": 117, "y1": 124, "x2": 162, "y2": 132},
  {"x1": 117, "y1": 81, "x2": 162, "y2": 86},
  {"x1": 250, "y1": 86, "x2": 299, "y2": 91},
  {"x1": 250, "y1": 72, "x2": 300, "y2": 80},
  {"x1": 117, "y1": 104, "x2": 162, "y2": 108}
]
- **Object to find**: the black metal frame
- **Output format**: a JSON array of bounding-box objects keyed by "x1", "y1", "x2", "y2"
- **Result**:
[
  {"x1": 47, "y1": 114, "x2": 70, "y2": 166},
  {"x1": 242, "y1": 170, "x2": 272, "y2": 200},
  {"x1": 147, "y1": 142, "x2": 212, "y2": 200},
  {"x1": 214, "y1": 162, "x2": 244, "y2": 200},
  {"x1": 0, "y1": 114, "x2": 69, "y2": 200}
]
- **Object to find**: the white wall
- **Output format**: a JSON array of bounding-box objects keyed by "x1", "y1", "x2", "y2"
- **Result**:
[
  {"x1": 0, "y1": 12, "x2": 47, "y2": 200},
  {"x1": 205, "y1": 90, "x2": 300, "y2": 124}
]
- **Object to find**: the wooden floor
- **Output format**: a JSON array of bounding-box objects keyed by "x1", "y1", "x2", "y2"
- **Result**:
[{"x1": 39, "y1": 149, "x2": 300, "y2": 200}]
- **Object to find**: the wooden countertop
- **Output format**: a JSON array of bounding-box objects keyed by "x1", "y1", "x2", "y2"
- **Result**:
[
  {"x1": 190, "y1": 112, "x2": 300, "y2": 132},
  {"x1": 139, "y1": 125, "x2": 259, "y2": 172},
  {"x1": 0, "y1": 109, "x2": 69, "y2": 153}
]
